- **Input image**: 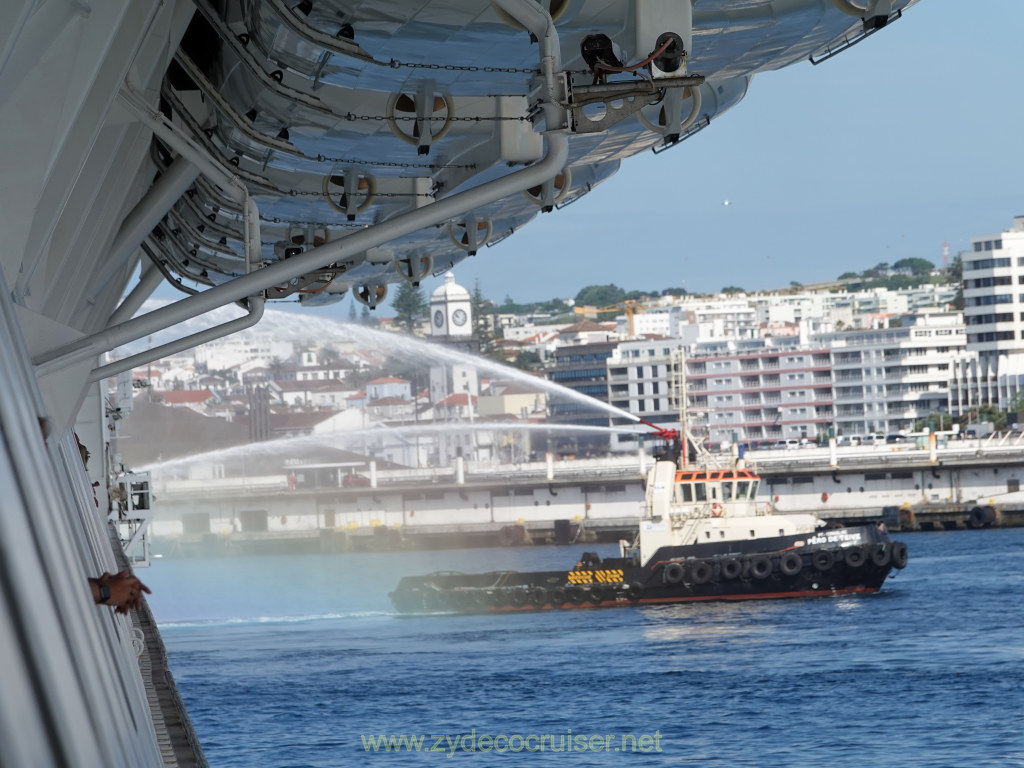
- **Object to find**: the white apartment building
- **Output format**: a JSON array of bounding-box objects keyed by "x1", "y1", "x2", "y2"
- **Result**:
[
  {"x1": 824, "y1": 310, "x2": 964, "y2": 436},
  {"x1": 951, "y1": 215, "x2": 1024, "y2": 410},
  {"x1": 605, "y1": 337, "x2": 834, "y2": 449},
  {"x1": 685, "y1": 340, "x2": 833, "y2": 445},
  {"x1": 678, "y1": 297, "x2": 760, "y2": 340},
  {"x1": 606, "y1": 339, "x2": 681, "y2": 451},
  {"x1": 194, "y1": 331, "x2": 294, "y2": 370}
]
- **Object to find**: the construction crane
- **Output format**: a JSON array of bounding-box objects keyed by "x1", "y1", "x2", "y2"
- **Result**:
[{"x1": 573, "y1": 299, "x2": 647, "y2": 337}]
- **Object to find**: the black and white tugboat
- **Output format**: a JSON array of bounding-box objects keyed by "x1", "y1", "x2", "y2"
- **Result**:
[{"x1": 389, "y1": 433, "x2": 908, "y2": 614}]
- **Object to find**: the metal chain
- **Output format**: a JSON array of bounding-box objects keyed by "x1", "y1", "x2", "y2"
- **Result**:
[
  {"x1": 284, "y1": 189, "x2": 435, "y2": 199},
  {"x1": 344, "y1": 112, "x2": 529, "y2": 122},
  {"x1": 315, "y1": 154, "x2": 475, "y2": 170},
  {"x1": 389, "y1": 58, "x2": 537, "y2": 74}
]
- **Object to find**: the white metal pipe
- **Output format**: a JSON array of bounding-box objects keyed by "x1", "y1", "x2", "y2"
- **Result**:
[
  {"x1": 85, "y1": 157, "x2": 200, "y2": 305},
  {"x1": 106, "y1": 259, "x2": 163, "y2": 327},
  {"x1": 87, "y1": 297, "x2": 264, "y2": 383}
]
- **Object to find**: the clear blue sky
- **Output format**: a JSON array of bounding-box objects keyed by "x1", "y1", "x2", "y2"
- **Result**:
[
  {"x1": 427, "y1": 0, "x2": 1024, "y2": 307},
  {"x1": 149, "y1": 0, "x2": 1024, "y2": 319}
]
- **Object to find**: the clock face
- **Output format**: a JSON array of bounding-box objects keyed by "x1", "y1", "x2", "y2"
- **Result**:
[
  {"x1": 451, "y1": 308, "x2": 468, "y2": 326},
  {"x1": 433, "y1": 309, "x2": 444, "y2": 327}
]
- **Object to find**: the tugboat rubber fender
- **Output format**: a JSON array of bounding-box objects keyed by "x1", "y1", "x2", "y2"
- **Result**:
[
  {"x1": 626, "y1": 582, "x2": 645, "y2": 601},
  {"x1": 691, "y1": 560, "x2": 714, "y2": 584},
  {"x1": 812, "y1": 550, "x2": 834, "y2": 571},
  {"x1": 509, "y1": 589, "x2": 528, "y2": 607},
  {"x1": 844, "y1": 546, "x2": 866, "y2": 568},
  {"x1": 663, "y1": 562, "x2": 685, "y2": 584},
  {"x1": 780, "y1": 552, "x2": 802, "y2": 576},
  {"x1": 872, "y1": 543, "x2": 891, "y2": 567},
  {"x1": 890, "y1": 540, "x2": 909, "y2": 569},
  {"x1": 588, "y1": 587, "x2": 604, "y2": 604},
  {"x1": 530, "y1": 587, "x2": 548, "y2": 607},
  {"x1": 567, "y1": 586, "x2": 587, "y2": 605},
  {"x1": 549, "y1": 587, "x2": 567, "y2": 606},
  {"x1": 749, "y1": 555, "x2": 772, "y2": 580},
  {"x1": 720, "y1": 557, "x2": 742, "y2": 580}
]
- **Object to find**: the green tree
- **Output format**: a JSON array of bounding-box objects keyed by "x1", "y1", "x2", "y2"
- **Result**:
[
  {"x1": 837, "y1": 271, "x2": 859, "y2": 280},
  {"x1": 510, "y1": 350, "x2": 542, "y2": 371},
  {"x1": 575, "y1": 284, "x2": 626, "y2": 308},
  {"x1": 893, "y1": 257, "x2": 935, "y2": 276},
  {"x1": 391, "y1": 281, "x2": 428, "y2": 333},
  {"x1": 720, "y1": 285, "x2": 745, "y2": 294},
  {"x1": 472, "y1": 279, "x2": 495, "y2": 351},
  {"x1": 949, "y1": 254, "x2": 964, "y2": 310}
]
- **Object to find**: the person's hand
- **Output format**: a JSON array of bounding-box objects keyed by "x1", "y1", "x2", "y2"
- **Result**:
[{"x1": 92, "y1": 570, "x2": 151, "y2": 614}]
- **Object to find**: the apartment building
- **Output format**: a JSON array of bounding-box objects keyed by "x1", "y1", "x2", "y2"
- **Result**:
[
  {"x1": 825, "y1": 310, "x2": 964, "y2": 435},
  {"x1": 952, "y1": 215, "x2": 1024, "y2": 410}
]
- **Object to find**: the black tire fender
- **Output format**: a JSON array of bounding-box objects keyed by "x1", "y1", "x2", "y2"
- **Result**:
[
  {"x1": 720, "y1": 557, "x2": 742, "y2": 580},
  {"x1": 663, "y1": 562, "x2": 685, "y2": 584},
  {"x1": 890, "y1": 540, "x2": 909, "y2": 569},
  {"x1": 844, "y1": 546, "x2": 866, "y2": 568},
  {"x1": 872, "y1": 543, "x2": 891, "y2": 567},
  {"x1": 812, "y1": 550, "x2": 835, "y2": 571},
  {"x1": 691, "y1": 560, "x2": 714, "y2": 585},
  {"x1": 750, "y1": 555, "x2": 772, "y2": 580},
  {"x1": 780, "y1": 552, "x2": 802, "y2": 576}
]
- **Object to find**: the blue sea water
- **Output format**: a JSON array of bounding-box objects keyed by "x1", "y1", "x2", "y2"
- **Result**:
[{"x1": 145, "y1": 529, "x2": 1024, "y2": 767}]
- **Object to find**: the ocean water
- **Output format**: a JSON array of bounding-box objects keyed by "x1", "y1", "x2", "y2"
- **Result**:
[{"x1": 145, "y1": 529, "x2": 1024, "y2": 767}]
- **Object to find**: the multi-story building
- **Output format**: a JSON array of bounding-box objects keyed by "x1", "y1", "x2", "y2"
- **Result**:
[
  {"x1": 684, "y1": 340, "x2": 834, "y2": 445},
  {"x1": 825, "y1": 310, "x2": 964, "y2": 435},
  {"x1": 952, "y1": 215, "x2": 1024, "y2": 410},
  {"x1": 546, "y1": 341, "x2": 618, "y2": 453},
  {"x1": 606, "y1": 338, "x2": 681, "y2": 451}
]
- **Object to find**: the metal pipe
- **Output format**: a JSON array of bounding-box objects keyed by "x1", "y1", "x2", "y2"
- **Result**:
[
  {"x1": 85, "y1": 156, "x2": 200, "y2": 306},
  {"x1": 106, "y1": 258, "x2": 165, "y2": 327},
  {"x1": 87, "y1": 296, "x2": 264, "y2": 383}
]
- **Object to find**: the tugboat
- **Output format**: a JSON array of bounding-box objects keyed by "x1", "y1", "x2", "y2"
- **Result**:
[{"x1": 389, "y1": 428, "x2": 908, "y2": 614}]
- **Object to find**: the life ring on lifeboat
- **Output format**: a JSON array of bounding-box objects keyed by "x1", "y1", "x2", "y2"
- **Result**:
[{"x1": 711, "y1": 503, "x2": 724, "y2": 517}]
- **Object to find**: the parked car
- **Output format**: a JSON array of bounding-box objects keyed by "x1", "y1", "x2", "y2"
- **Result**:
[
  {"x1": 885, "y1": 434, "x2": 907, "y2": 444},
  {"x1": 773, "y1": 439, "x2": 801, "y2": 450}
]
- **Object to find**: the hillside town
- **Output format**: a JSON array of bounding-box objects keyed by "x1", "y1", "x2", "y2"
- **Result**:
[{"x1": 114, "y1": 216, "x2": 1024, "y2": 470}]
